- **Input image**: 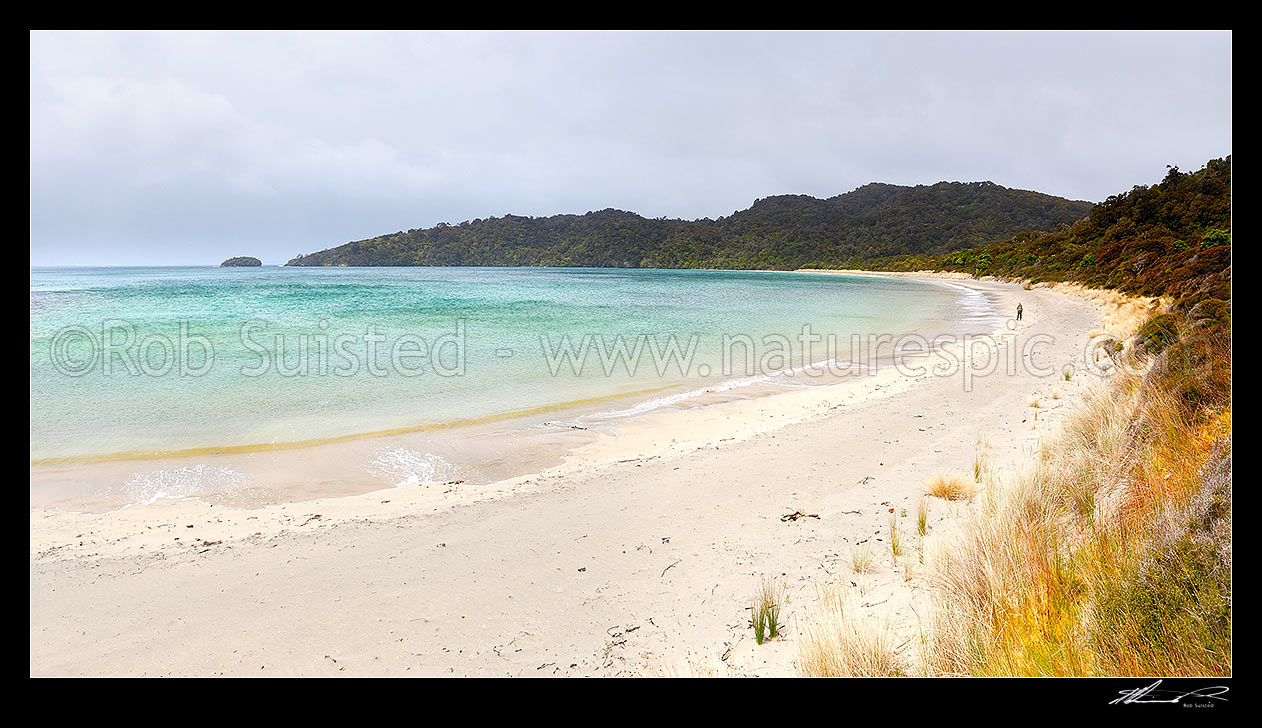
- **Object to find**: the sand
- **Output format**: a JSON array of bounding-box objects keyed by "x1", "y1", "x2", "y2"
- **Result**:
[{"x1": 29, "y1": 274, "x2": 1114, "y2": 676}]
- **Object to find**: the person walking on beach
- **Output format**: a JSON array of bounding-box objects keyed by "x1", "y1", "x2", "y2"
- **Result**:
[{"x1": 1016, "y1": 303, "x2": 1023, "y2": 321}]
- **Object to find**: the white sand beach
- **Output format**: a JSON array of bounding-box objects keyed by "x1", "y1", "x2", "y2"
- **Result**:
[{"x1": 30, "y1": 275, "x2": 1125, "y2": 676}]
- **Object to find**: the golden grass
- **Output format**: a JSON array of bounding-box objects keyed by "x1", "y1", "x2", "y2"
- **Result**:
[
  {"x1": 922, "y1": 366, "x2": 1232, "y2": 677},
  {"x1": 796, "y1": 587, "x2": 904, "y2": 676},
  {"x1": 851, "y1": 544, "x2": 875, "y2": 574},
  {"x1": 925, "y1": 473, "x2": 977, "y2": 501},
  {"x1": 652, "y1": 653, "x2": 724, "y2": 676},
  {"x1": 1052, "y1": 283, "x2": 1166, "y2": 340},
  {"x1": 973, "y1": 435, "x2": 991, "y2": 483}
]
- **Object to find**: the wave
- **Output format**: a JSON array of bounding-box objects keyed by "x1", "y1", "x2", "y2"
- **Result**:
[
  {"x1": 122, "y1": 464, "x2": 251, "y2": 508},
  {"x1": 368, "y1": 448, "x2": 452, "y2": 486}
]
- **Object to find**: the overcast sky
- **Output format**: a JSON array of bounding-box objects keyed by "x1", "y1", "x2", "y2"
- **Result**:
[{"x1": 30, "y1": 31, "x2": 1232, "y2": 266}]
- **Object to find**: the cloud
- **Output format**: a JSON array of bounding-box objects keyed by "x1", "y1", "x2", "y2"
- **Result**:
[{"x1": 29, "y1": 31, "x2": 1232, "y2": 265}]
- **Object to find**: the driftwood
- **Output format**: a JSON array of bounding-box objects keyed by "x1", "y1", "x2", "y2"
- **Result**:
[{"x1": 780, "y1": 509, "x2": 820, "y2": 522}]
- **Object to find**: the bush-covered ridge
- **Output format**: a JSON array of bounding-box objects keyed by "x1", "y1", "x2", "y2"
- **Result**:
[
  {"x1": 865, "y1": 157, "x2": 1231, "y2": 303},
  {"x1": 286, "y1": 181, "x2": 1092, "y2": 269}
]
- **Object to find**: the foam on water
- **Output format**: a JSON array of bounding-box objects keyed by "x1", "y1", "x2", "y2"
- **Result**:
[
  {"x1": 924, "y1": 279, "x2": 1005, "y2": 329},
  {"x1": 122, "y1": 464, "x2": 251, "y2": 508},
  {"x1": 369, "y1": 448, "x2": 451, "y2": 486}
]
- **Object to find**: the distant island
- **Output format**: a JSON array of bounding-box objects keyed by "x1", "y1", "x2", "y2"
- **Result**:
[
  {"x1": 221, "y1": 256, "x2": 262, "y2": 267},
  {"x1": 286, "y1": 181, "x2": 1093, "y2": 269}
]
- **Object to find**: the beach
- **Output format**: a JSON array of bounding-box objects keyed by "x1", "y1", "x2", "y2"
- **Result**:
[{"x1": 30, "y1": 274, "x2": 1115, "y2": 676}]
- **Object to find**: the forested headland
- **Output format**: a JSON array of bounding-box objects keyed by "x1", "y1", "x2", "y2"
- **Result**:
[{"x1": 286, "y1": 181, "x2": 1092, "y2": 269}]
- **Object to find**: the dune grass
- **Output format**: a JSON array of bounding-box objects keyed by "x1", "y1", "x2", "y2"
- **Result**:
[
  {"x1": 797, "y1": 587, "x2": 904, "y2": 677},
  {"x1": 751, "y1": 576, "x2": 786, "y2": 645},
  {"x1": 791, "y1": 297, "x2": 1228, "y2": 678},
  {"x1": 751, "y1": 598, "x2": 769, "y2": 645},
  {"x1": 851, "y1": 544, "x2": 875, "y2": 574},
  {"x1": 925, "y1": 473, "x2": 977, "y2": 502},
  {"x1": 923, "y1": 354, "x2": 1231, "y2": 676}
]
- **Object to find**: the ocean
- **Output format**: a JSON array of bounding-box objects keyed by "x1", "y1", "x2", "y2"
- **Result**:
[{"x1": 30, "y1": 266, "x2": 998, "y2": 511}]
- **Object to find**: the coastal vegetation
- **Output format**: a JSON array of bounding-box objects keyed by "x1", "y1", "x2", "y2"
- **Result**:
[
  {"x1": 925, "y1": 473, "x2": 976, "y2": 501},
  {"x1": 286, "y1": 182, "x2": 1091, "y2": 269},
  {"x1": 805, "y1": 157, "x2": 1232, "y2": 676},
  {"x1": 925, "y1": 352, "x2": 1230, "y2": 676},
  {"x1": 751, "y1": 577, "x2": 786, "y2": 645},
  {"x1": 863, "y1": 157, "x2": 1232, "y2": 304},
  {"x1": 797, "y1": 586, "x2": 903, "y2": 677},
  {"x1": 851, "y1": 545, "x2": 875, "y2": 574}
]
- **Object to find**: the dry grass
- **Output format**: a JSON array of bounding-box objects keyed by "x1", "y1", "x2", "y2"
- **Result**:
[
  {"x1": 796, "y1": 588, "x2": 904, "y2": 676},
  {"x1": 917, "y1": 496, "x2": 929, "y2": 537},
  {"x1": 974, "y1": 435, "x2": 991, "y2": 482},
  {"x1": 652, "y1": 653, "x2": 724, "y2": 676},
  {"x1": 925, "y1": 473, "x2": 977, "y2": 501},
  {"x1": 1052, "y1": 283, "x2": 1165, "y2": 340},
  {"x1": 923, "y1": 365, "x2": 1232, "y2": 677},
  {"x1": 851, "y1": 544, "x2": 875, "y2": 574}
]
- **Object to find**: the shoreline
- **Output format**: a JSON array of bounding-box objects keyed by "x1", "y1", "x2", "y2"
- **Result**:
[
  {"x1": 31, "y1": 274, "x2": 1114, "y2": 676},
  {"x1": 31, "y1": 269, "x2": 1001, "y2": 514}
]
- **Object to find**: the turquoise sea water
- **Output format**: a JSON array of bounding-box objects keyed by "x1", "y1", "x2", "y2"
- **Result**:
[{"x1": 30, "y1": 267, "x2": 996, "y2": 509}]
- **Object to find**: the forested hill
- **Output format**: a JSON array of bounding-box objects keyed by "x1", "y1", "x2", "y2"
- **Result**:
[
  {"x1": 867, "y1": 157, "x2": 1232, "y2": 302},
  {"x1": 285, "y1": 181, "x2": 1092, "y2": 269}
]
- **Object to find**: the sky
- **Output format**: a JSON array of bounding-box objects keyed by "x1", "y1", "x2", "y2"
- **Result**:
[{"x1": 30, "y1": 31, "x2": 1232, "y2": 266}]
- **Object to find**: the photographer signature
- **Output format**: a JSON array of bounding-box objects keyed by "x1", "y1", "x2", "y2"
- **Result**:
[{"x1": 1111, "y1": 680, "x2": 1229, "y2": 705}]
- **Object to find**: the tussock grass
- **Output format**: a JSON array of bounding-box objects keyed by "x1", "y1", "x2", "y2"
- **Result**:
[
  {"x1": 925, "y1": 473, "x2": 977, "y2": 502},
  {"x1": 751, "y1": 599, "x2": 769, "y2": 645},
  {"x1": 917, "y1": 496, "x2": 929, "y2": 537},
  {"x1": 888, "y1": 513, "x2": 902, "y2": 557},
  {"x1": 851, "y1": 544, "x2": 875, "y2": 574},
  {"x1": 796, "y1": 591, "x2": 904, "y2": 676},
  {"x1": 973, "y1": 435, "x2": 992, "y2": 483},
  {"x1": 1053, "y1": 283, "x2": 1165, "y2": 340},
  {"x1": 923, "y1": 358, "x2": 1232, "y2": 677},
  {"x1": 750, "y1": 576, "x2": 786, "y2": 644},
  {"x1": 653, "y1": 654, "x2": 723, "y2": 676}
]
